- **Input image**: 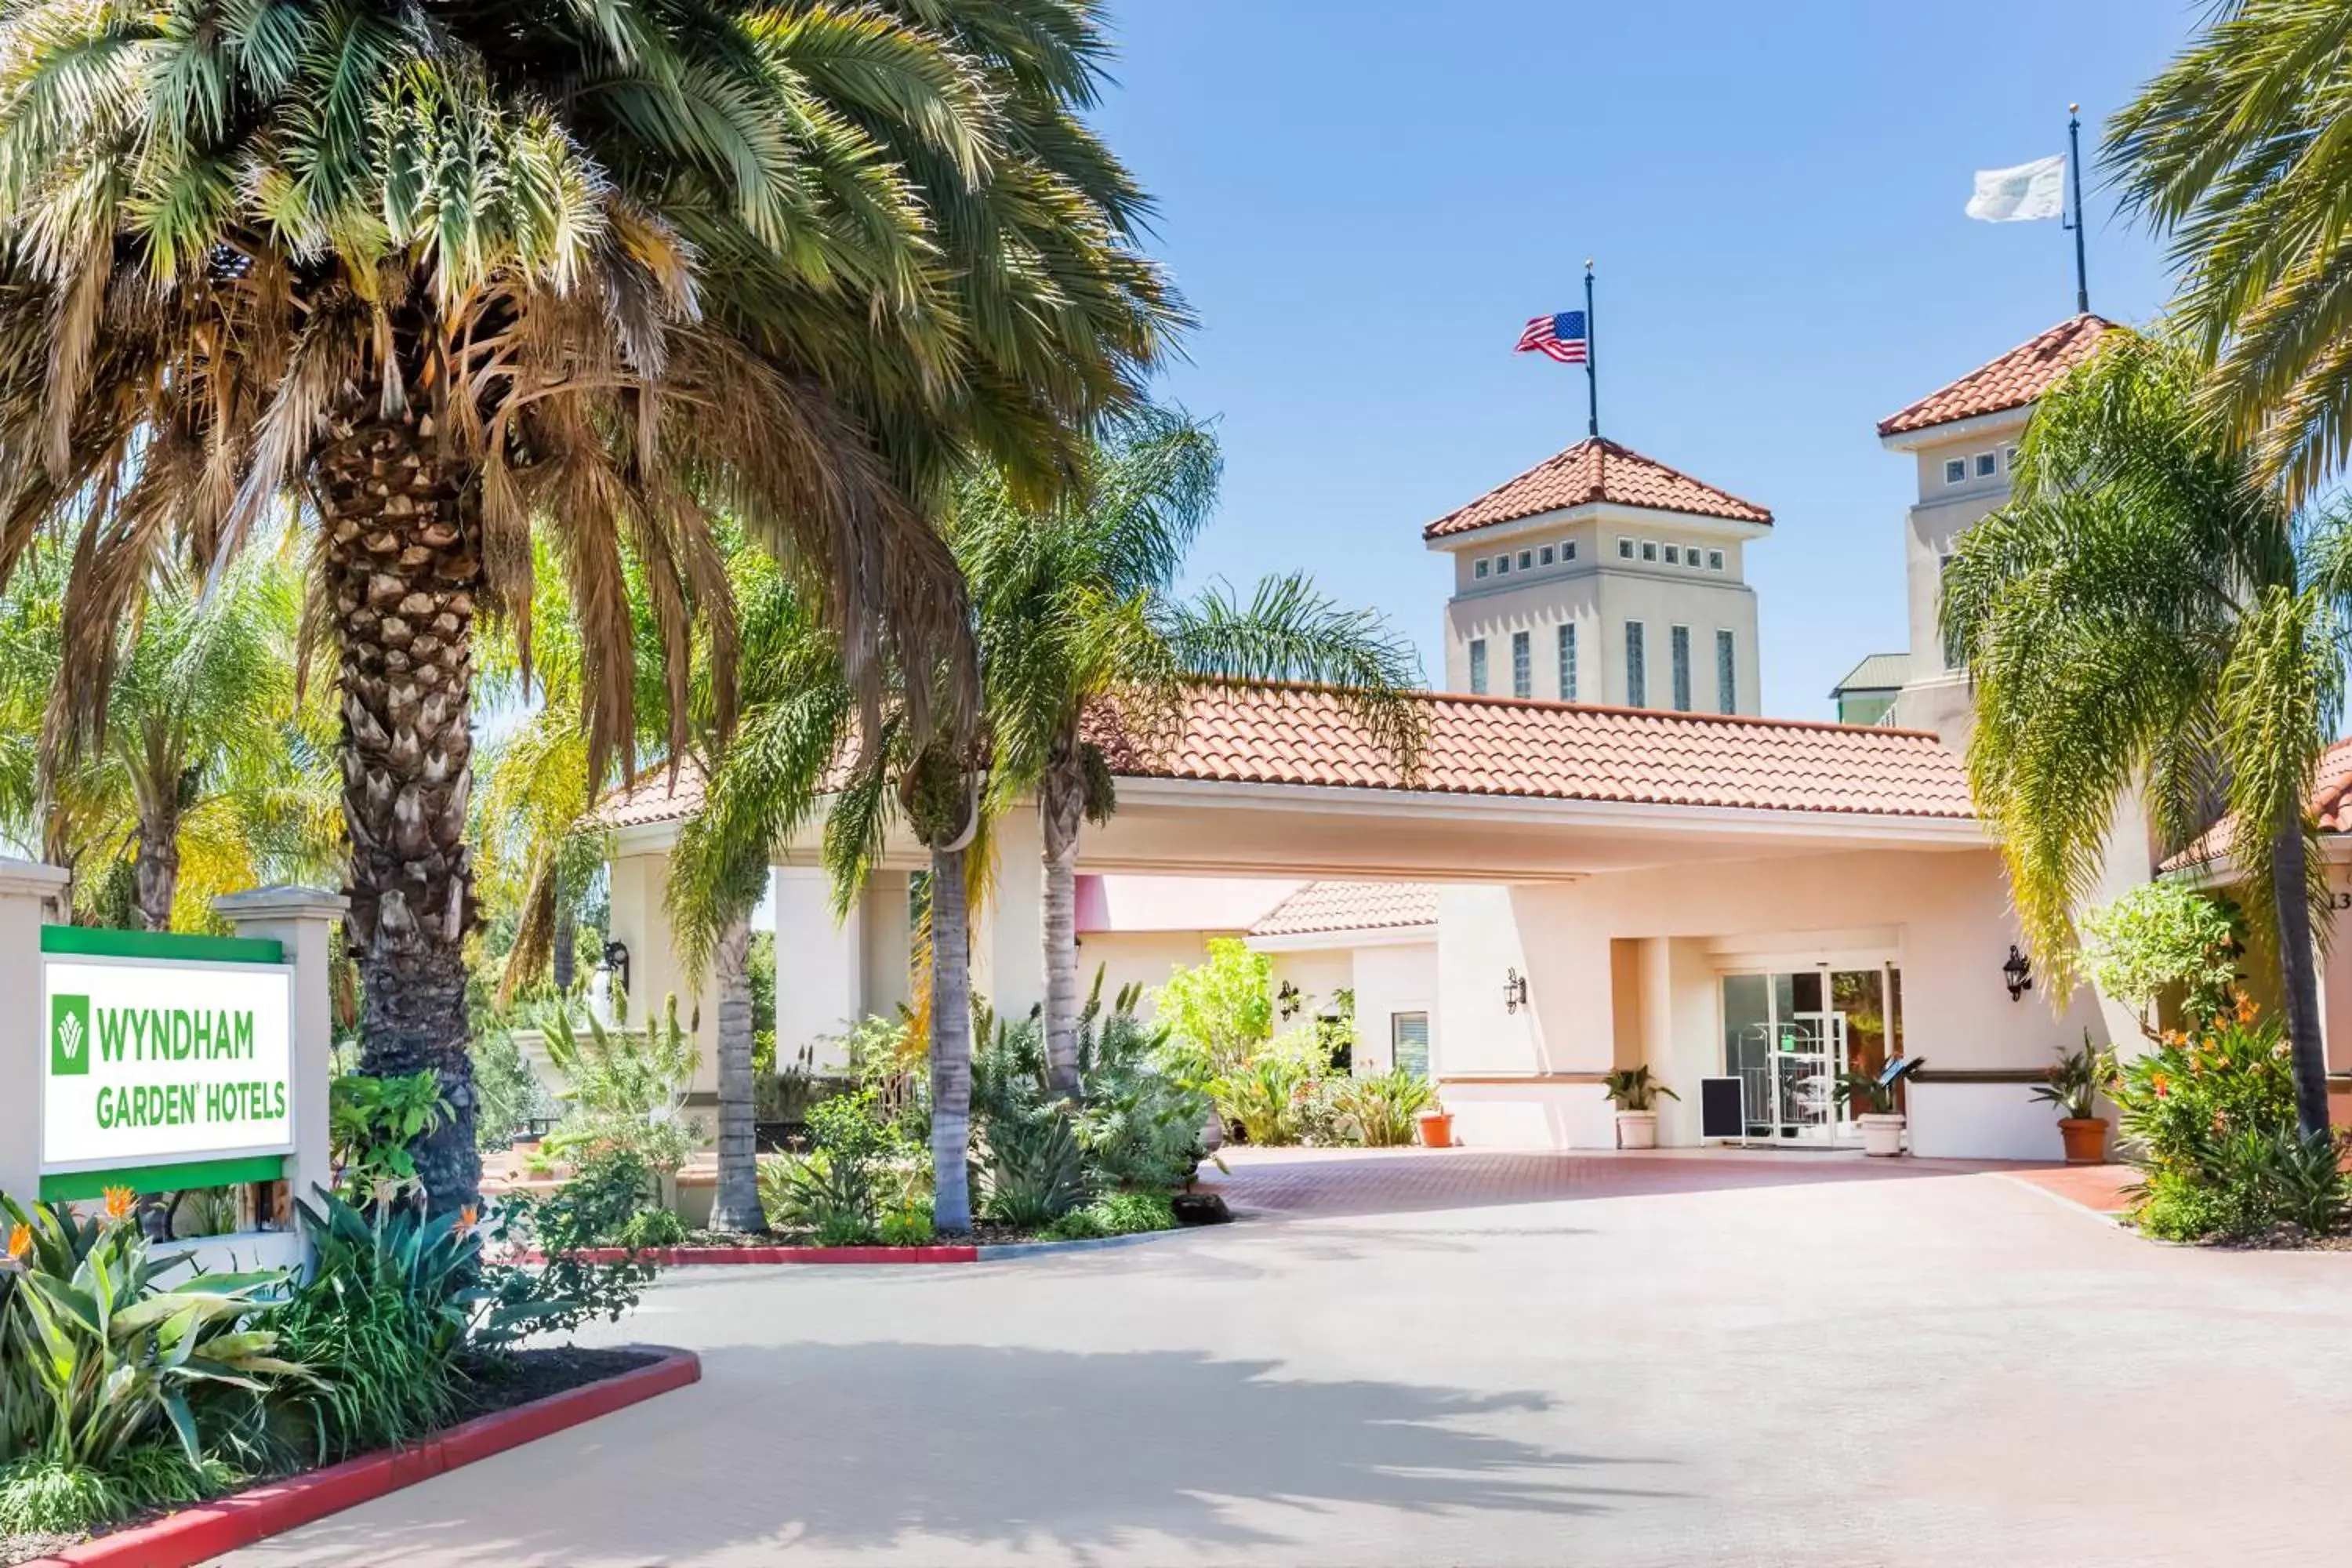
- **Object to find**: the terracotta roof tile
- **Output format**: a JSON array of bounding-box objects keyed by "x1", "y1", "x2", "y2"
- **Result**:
[
  {"x1": 1422, "y1": 436, "x2": 1772, "y2": 542},
  {"x1": 593, "y1": 684, "x2": 1976, "y2": 829},
  {"x1": 2165, "y1": 735, "x2": 2352, "y2": 871},
  {"x1": 1877, "y1": 315, "x2": 2116, "y2": 438},
  {"x1": 1087, "y1": 683, "x2": 1973, "y2": 819},
  {"x1": 1250, "y1": 881, "x2": 1439, "y2": 938}
]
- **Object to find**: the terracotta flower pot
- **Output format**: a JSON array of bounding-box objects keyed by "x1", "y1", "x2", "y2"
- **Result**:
[
  {"x1": 1416, "y1": 1109, "x2": 1456, "y2": 1149},
  {"x1": 2058, "y1": 1117, "x2": 2109, "y2": 1165}
]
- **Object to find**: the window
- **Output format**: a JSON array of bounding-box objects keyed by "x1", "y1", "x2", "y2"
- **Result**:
[
  {"x1": 1468, "y1": 638, "x2": 1488, "y2": 695},
  {"x1": 1706, "y1": 549, "x2": 1725, "y2": 572},
  {"x1": 1538, "y1": 544, "x2": 1555, "y2": 566},
  {"x1": 1558, "y1": 622, "x2": 1577, "y2": 702},
  {"x1": 1670, "y1": 625, "x2": 1692, "y2": 710},
  {"x1": 1663, "y1": 544, "x2": 1682, "y2": 565},
  {"x1": 1563, "y1": 540, "x2": 1578, "y2": 561},
  {"x1": 1975, "y1": 452, "x2": 1998, "y2": 478},
  {"x1": 1617, "y1": 536, "x2": 1635, "y2": 561},
  {"x1": 1495, "y1": 554, "x2": 1510, "y2": 575},
  {"x1": 1716, "y1": 629, "x2": 1737, "y2": 713},
  {"x1": 1517, "y1": 550, "x2": 1534, "y2": 571},
  {"x1": 1474, "y1": 559, "x2": 1489, "y2": 580},
  {"x1": 1686, "y1": 550, "x2": 1704, "y2": 572},
  {"x1": 2004, "y1": 445, "x2": 2021, "y2": 470},
  {"x1": 1392, "y1": 1012, "x2": 1431, "y2": 1080},
  {"x1": 1639, "y1": 540, "x2": 1659, "y2": 562},
  {"x1": 1511, "y1": 630, "x2": 1531, "y2": 699},
  {"x1": 1625, "y1": 621, "x2": 1646, "y2": 706},
  {"x1": 1944, "y1": 458, "x2": 1967, "y2": 485}
]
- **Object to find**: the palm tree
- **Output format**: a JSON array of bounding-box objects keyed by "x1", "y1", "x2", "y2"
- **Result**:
[
  {"x1": 0, "y1": 0, "x2": 1173, "y2": 1211},
  {"x1": 1941, "y1": 329, "x2": 2351, "y2": 1138},
  {"x1": 2109, "y1": 0, "x2": 2352, "y2": 498},
  {"x1": 960, "y1": 408, "x2": 1425, "y2": 1098},
  {"x1": 0, "y1": 538, "x2": 338, "y2": 929}
]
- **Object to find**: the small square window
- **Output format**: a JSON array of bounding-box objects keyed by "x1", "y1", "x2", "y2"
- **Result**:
[
  {"x1": 1496, "y1": 554, "x2": 1510, "y2": 575},
  {"x1": 1563, "y1": 541, "x2": 1577, "y2": 561},
  {"x1": 1944, "y1": 458, "x2": 1967, "y2": 485},
  {"x1": 1474, "y1": 559, "x2": 1489, "y2": 580},
  {"x1": 1617, "y1": 537, "x2": 1634, "y2": 560},
  {"x1": 1707, "y1": 550, "x2": 1725, "y2": 571},
  {"x1": 1639, "y1": 540, "x2": 1658, "y2": 562},
  {"x1": 2004, "y1": 445, "x2": 2021, "y2": 470},
  {"x1": 1517, "y1": 550, "x2": 1534, "y2": 571},
  {"x1": 1538, "y1": 545, "x2": 1555, "y2": 566},
  {"x1": 1686, "y1": 550, "x2": 1704, "y2": 571},
  {"x1": 1663, "y1": 544, "x2": 1681, "y2": 565},
  {"x1": 1975, "y1": 452, "x2": 1998, "y2": 478}
]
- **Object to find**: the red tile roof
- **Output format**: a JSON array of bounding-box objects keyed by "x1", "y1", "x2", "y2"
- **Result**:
[
  {"x1": 592, "y1": 684, "x2": 1975, "y2": 828},
  {"x1": 1422, "y1": 436, "x2": 1772, "y2": 541},
  {"x1": 1087, "y1": 683, "x2": 1973, "y2": 818},
  {"x1": 1877, "y1": 315, "x2": 2117, "y2": 438},
  {"x1": 1250, "y1": 881, "x2": 1439, "y2": 938},
  {"x1": 2165, "y1": 736, "x2": 2352, "y2": 871}
]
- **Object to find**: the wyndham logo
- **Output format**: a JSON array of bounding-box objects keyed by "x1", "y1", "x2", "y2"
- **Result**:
[{"x1": 49, "y1": 993, "x2": 90, "y2": 1076}]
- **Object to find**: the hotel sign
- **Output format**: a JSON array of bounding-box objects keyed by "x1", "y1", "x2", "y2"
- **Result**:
[{"x1": 40, "y1": 935, "x2": 296, "y2": 1179}]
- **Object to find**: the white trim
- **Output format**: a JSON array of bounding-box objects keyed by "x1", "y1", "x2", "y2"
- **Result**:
[
  {"x1": 1878, "y1": 405, "x2": 2032, "y2": 452},
  {"x1": 1247, "y1": 923, "x2": 1440, "y2": 953},
  {"x1": 1427, "y1": 501, "x2": 1771, "y2": 554}
]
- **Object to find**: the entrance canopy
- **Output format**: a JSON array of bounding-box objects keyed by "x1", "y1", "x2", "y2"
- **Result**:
[{"x1": 593, "y1": 682, "x2": 1982, "y2": 882}]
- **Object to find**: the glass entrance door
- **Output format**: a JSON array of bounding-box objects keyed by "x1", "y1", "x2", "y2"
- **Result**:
[{"x1": 1720, "y1": 964, "x2": 1903, "y2": 1145}]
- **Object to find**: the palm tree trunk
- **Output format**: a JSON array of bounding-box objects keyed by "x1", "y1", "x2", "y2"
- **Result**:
[
  {"x1": 929, "y1": 839, "x2": 975, "y2": 1233},
  {"x1": 708, "y1": 907, "x2": 766, "y2": 1232},
  {"x1": 1039, "y1": 753, "x2": 1086, "y2": 1101},
  {"x1": 319, "y1": 415, "x2": 483, "y2": 1216},
  {"x1": 132, "y1": 806, "x2": 180, "y2": 931},
  {"x1": 2270, "y1": 818, "x2": 2333, "y2": 1139}
]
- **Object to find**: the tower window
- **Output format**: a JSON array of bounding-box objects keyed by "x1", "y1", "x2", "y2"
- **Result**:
[
  {"x1": 1617, "y1": 537, "x2": 1634, "y2": 560},
  {"x1": 1564, "y1": 541, "x2": 1578, "y2": 561},
  {"x1": 1517, "y1": 550, "x2": 1534, "y2": 571},
  {"x1": 1474, "y1": 559, "x2": 1490, "y2": 579},
  {"x1": 1558, "y1": 622, "x2": 1577, "y2": 702},
  {"x1": 1496, "y1": 554, "x2": 1509, "y2": 575},
  {"x1": 1716, "y1": 629, "x2": 1737, "y2": 713},
  {"x1": 1707, "y1": 549, "x2": 1725, "y2": 571},
  {"x1": 1975, "y1": 452, "x2": 1998, "y2": 477},
  {"x1": 1511, "y1": 630, "x2": 1531, "y2": 699},
  {"x1": 1670, "y1": 624, "x2": 1693, "y2": 711},
  {"x1": 1639, "y1": 540, "x2": 1658, "y2": 563},
  {"x1": 1468, "y1": 638, "x2": 1488, "y2": 695},
  {"x1": 1625, "y1": 621, "x2": 1646, "y2": 707},
  {"x1": 1538, "y1": 545, "x2": 1555, "y2": 566},
  {"x1": 1944, "y1": 458, "x2": 1967, "y2": 485},
  {"x1": 1663, "y1": 544, "x2": 1681, "y2": 565}
]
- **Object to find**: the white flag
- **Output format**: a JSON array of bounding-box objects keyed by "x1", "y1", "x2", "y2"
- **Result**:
[{"x1": 1967, "y1": 154, "x2": 2067, "y2": 222}]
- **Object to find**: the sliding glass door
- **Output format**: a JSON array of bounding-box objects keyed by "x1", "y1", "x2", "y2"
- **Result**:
[{"x1": 1720, "y1": 964, "x2": 1903, "y2": 1145}]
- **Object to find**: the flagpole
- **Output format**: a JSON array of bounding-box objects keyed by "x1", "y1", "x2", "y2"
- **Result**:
[
  {"x1": 2064, "y1": 104, "x2": 2089, "y2": 314},
  {"x1": 1583, "y1": 260, "x2": 1599, "y2": 438}
]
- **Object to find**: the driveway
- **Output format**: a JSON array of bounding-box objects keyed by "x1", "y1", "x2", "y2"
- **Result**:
[{"x1": 213, "y1": 1151, "x2": 2352, "y2": 1567}]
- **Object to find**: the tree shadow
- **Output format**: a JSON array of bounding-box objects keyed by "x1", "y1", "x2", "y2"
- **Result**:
[{"x1": 245, "y1": 1341, "x2": 1671, "y2": 1563}]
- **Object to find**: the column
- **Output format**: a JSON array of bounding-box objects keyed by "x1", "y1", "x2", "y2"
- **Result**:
[
  {"x1": 0, "y1": 857, "x2": 70, "y2": 1206},
  {"x1": 214, "y1": 886, "x2": 347, "y2": 1216}
]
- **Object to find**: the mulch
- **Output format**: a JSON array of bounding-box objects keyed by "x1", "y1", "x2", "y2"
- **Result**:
[{"x1": 1, "y1": 1346, "x2": 659, "y2": 1566}]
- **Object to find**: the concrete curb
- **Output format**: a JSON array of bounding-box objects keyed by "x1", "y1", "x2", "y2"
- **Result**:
[
  {"x1": 27, "y1": 1345, "x2": 700, "y2": 1568},
  {"x1": 521, "y1": 1225, "x2": 1211, "y2": 1268},
  {"x1": 975, "y1": 1226, "x2": 1200, "y2": 1261}
]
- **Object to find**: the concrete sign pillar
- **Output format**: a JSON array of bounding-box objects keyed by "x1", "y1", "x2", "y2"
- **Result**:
[
  {"x1": 0, "y1": 856, "x2": 70, "y2": 1206},
  {"x1": 214, "y1": 886, "x2": 349, "y2": 1215}
]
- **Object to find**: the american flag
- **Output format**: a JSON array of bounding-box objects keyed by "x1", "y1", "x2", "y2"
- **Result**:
[{"x1": 1515, "y1": 310, "x2": 1588, "y2": 364}]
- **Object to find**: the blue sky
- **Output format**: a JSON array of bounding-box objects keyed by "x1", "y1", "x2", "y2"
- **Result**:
[{"x1": 1092, "y1": 1, "x2": 2194, "y2": 719}]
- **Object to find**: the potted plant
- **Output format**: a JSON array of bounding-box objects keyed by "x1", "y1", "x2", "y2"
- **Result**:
[
  {"x1": 1832, "y1": 1069, "x2": 1909, "y2": 1156},
  {"x1": 2032, "y1": 1033, "x2": 2117, "y2": 1164},
  {"x1": 1414, "y1": 1100, "x2": 1456, "y2": 1149},
  {"x1": 1602, "y1": 1066, "x2": 1679, "y2": 1150}
]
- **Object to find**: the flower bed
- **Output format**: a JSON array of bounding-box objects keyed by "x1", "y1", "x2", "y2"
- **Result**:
[{"x1": 5, "y1": 1347, "x2": 697, "y2": 1568}]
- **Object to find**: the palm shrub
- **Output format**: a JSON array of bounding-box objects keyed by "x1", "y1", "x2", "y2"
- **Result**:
[
  {"x1": 758, "y1": 1091, "x2": 927, "y2": 1245},
  {"x1": 1331, "y1": 1069, "x2": 1437, "y2": 1148},
  {"x1": 538, "y1": 993, "x2": 701, "y2": 1178},
  {"x1": 0, "y1": 1190, "x2": 295, "y2": 1533},
  {"x1": 329, "y1": 1069, "x2": 449, "y2": 1207}
]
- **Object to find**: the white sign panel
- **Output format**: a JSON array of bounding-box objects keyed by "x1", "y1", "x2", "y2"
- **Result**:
[{"x1": 42, "y1": 956, "x2": 296, "y2": 1172}]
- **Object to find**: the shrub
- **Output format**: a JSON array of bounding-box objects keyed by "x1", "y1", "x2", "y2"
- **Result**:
[
  {"x1": 1152, "y1": 938, "x2": 1274, "y2": 1077},
  {"x1": 536, "y1": 993, "x2": 701, "y2": 1175},
  {"x1": 1331, "y1": 1069, "x2": 1436, "y2": 1147},
  {"x1": 328, "y1": 1069, "x2": 448, "y2": 1205},
  {"x1": 1042, "y1": 1190, "x2": 1178, "y2": 1242},
  {"x1": 2080, "y1": 883, "x2": 2243, "y2": 1033},
  {"x1": 982, "y1": 1109, "x2": 1088, "y2": 1227},
  {"x1": 877, "y1": 1200, "x2": 935, "y2": 1247},
  {"x1": 531, "y1": 1147, "x2": 664, "y2": 1250},
  {"x1": 757, "y1": 1091, "x2": 925, "y2": 1244},
  {"x1": 0, "y1": 1447, "x2": 235, "y2": 1537},
  {"x1": 1207, "y1": 1030, "x2": 1327, "y2": 1145}
]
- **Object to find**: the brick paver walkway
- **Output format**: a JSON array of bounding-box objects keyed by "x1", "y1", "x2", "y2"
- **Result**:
[{"x1": 214, "y1": 1146, "x2": 2351, "y2": 1568}]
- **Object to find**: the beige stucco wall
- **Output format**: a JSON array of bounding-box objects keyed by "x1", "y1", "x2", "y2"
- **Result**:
[
  {"x1": 1351, "y1": 939, "x2": 1438, "y2": 1076},
  {"x1": 1436, "y1": 844, "x2": 2110, "y2": 1157},
  {"x1": 1074, "y1": 928, "x2": 1233, "y2": 1018}
]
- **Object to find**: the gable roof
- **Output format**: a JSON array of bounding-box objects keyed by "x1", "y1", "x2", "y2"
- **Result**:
[
  {"x1": 2165, "y1": 736, "x2": 2352, "y2": 871},
  {"x1": 1249, "y1": 881, "x2": 1439, "y2": 939},
  {"x1": 1831, "y1": 652, "x2": 1911, "y2": 697},
  {"x1": 1422, "y1": 436, "x2": 1773, "y2": 542},
  {"x1": 1877, "y1": 314, "x2": 2116, "y2": 439}
]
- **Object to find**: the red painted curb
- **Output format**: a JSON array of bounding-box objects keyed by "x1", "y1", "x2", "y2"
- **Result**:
[
  {"x1": 519, "y1": 1243, "x2": 981, "y2": 1265},
  {"x1": 30, "y1": 1346, "x2": 700, "y2": 1568}
]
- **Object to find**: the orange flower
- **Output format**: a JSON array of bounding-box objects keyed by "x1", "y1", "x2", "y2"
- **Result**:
[
  {"x1": 2235, "y1": 993, "x2": 2260, "y2": 1026},
  {"x1": 2153, "y1": 1073, "x2": 2170, "y2": 1098},
  {"x1": 102, "y1": 1185, "x2": 136, "y2": 1221},
  {"x1": 5, "y1": 1224, "x2": 29, "y2": 1261},
  {"x1": 453, "y1": 1205, "x2": 479, "y2": 1240}
]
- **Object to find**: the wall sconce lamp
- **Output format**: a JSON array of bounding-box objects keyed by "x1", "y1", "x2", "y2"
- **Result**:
[
  {"x1": 1276, "y1": 979, "x2": 1303, "y2": 1021},
  {"x1": 2002, "y1": 945, "x2": 2033, "y2": 1002},
  {"x1": 601, "y1": 938, "x2": 631, "y2": 1002},
  {"x1": 1503, "y1": 967, "x2": 1529, "y2": 1015}
]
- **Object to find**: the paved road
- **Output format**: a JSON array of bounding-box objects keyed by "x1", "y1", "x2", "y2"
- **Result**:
[{"x1": 214, "y1": 1151, "x2": 2352, "y2": 1567}]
